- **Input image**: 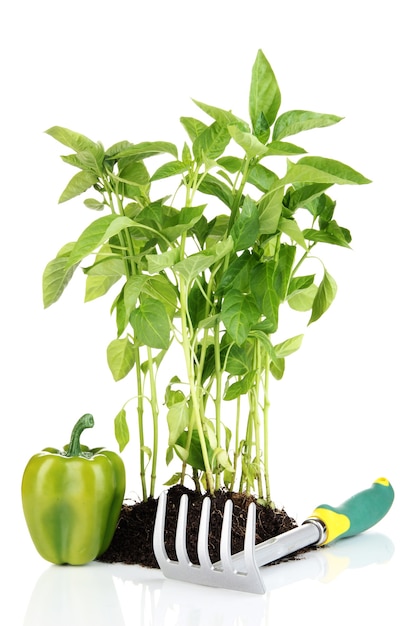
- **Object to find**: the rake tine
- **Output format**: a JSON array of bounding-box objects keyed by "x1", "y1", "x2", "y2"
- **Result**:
[
  {"x1": 153, "y1": 489, "x2": 169, "y2": 564},
  {"x1": 243, "y1": 502, "x2": 261, "y2": 578},
  {"x1": 175, "y1": 494, "x2": 192, "y2": 565},
  {"x1": 219, "y1": 499, "x2": 235, "y2": 574},
  {"x1": 197, "y1": 496, "x2": 214, "y2": 570}
]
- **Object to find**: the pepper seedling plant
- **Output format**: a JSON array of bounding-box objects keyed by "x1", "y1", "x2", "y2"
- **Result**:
[{"x1": 43, "y1": 50, "x2": 370, "y2": 504}]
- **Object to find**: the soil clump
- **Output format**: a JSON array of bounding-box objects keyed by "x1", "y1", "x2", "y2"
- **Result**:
[{"x1": 99, "y1": 484, "x2": 311, "y2": 568}]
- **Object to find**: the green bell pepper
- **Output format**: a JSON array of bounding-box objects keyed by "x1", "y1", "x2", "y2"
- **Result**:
[{"x1": 21, "y1": 413, "x2": 125, "y2": 565}]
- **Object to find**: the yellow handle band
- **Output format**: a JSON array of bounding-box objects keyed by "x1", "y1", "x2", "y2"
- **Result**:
[{"x1": 311, "y1": 507, "x2": 350, "y2": 545}]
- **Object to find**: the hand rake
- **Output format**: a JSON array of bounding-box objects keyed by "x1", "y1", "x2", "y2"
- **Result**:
[{"x1": 153, "y1": 478, "x2": 394, "y2": 594}]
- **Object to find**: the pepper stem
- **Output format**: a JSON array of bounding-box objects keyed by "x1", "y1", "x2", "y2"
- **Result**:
[{"x1": 66, "y1": 414, "x2": 95, "y2": 457}]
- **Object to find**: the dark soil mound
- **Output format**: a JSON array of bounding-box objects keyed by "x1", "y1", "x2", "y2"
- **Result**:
[{"x1": 98, "y1": 485, "x2": 309, "y2": 568}]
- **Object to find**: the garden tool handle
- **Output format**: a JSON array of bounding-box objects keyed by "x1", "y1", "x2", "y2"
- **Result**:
[{"x1": 306, "y1": 477, "x2": 394, "y2": 545}]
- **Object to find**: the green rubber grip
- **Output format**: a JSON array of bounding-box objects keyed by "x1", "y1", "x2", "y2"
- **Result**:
[{"x1": 309, "y1": 478, "x2": 394, "y2": 545}]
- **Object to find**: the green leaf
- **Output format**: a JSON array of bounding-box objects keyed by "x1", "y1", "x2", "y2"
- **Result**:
[
  {"x1": 166, "y1": 445, "x2": 174, "y2": 466},
  {"x1": 252, "y1": 111, "x2": 270, "y2": 144},
  {"x1": 309, "y1": 269, "x2": 337, "y2": 324},
  {"x1": 192, "y1": 100, "x2": 250, "y2": 132},
  {"x1": 279, "y1": 216, "x2": 307, "y2": 249},
  {"x1": 197, "y1": 173, "x2": 233, "y2": 208},
  {"x1": 173, "y1": 251, "x2": 216, "y2": 285},
  {"x1": 288, "y1": 274, "x2": 315, "y2": 295},
  {"x1": 140, "y1": 349, "x2": 166, "y2": 375},
  {"x1": 193, "y1": 121, "x2": 231, "y2": 161},
  {"x1": 274, "y1": 334, "x2": 303, "y2": 358},
  {"x1": 270, "y1": 357, "x2": 285, "y2": 380},
  {"x1": 182, "y1": 142, "x2": 192, "y2": 166},
  {"x1": 58, "y1": 170, "x2": 98, "y2": 203},
  {"x1": 205, "y1": 215, "x2": 229, "y2": 247},
  {"x1": 105, "y1": 140, "x2": 132, "y2": 158},
  {"x1": 61, "y1": 150, "x2": 103, "y2": 173},
  {"x1": 141, "y1": 445, "x2": 152, "y2": 460},
  {"x1": 287, "y1": 274, "x2": 317, "y2": 312},
  {"x1": 249, "y1": 50, "x2": 281, "y2": 132},
  {"x1": 119, "y1": 160, "x2": 150, "y2": 200},
  {"x1": 175, "y1": 430, "x2": 214, "y2": 471},
  {"x1": 250, "y1": 261, "x2": 279, "y2": 332},
  {"x1": 42, "y1": 243, "x2": 77, "y2": 308},
  {"x1": 111, "y1": 141, "x2": 178, "y2": 160},
  {"x1": 283, "y1": 157, "x2": 371, "y2": 186},
  {"x1": 316, "y1": 194, "x2": 337, "y2": 224},
  {"x1": 224, "y1": 372, "x2": 256, "y2": 401},
  {"x1": 287, "y1": 283, "x2": 318, "y2": 311},
  {"x1": 231, "y1": 196, "x2": 259, "y2": 251},
  {"x1": 299, "y1": 156, "x2": 371, "y2": 185},
  {"x1": 303, "y1": 221, "x2": 352, "y2": 248},
  {"x1": 224, "y1": 342, "x2": 253, "y2": 376},
  {"x1": 45, "y1": 126, "x2": 102, "y2": 155},
  {"x1": 265, "y1": 141, "x2": 306, "y2": 156},
  {"x1": 84, "y1": 244, "x2": 125, "y2": 302},
  {"x1": 107, "y1": 336, "x2": 136, "y2": 381},
  {"x1": 130, "y1": 298, "x2": 171, "y2": 349},
  {"x1": 248, "y1": 163, "x2": 279, "y2": 193},
  {"x1": 67, "y1": 215, "x2": 137, "y2": 268},
  {"x1": 188, "y1": 277, "x2": 209, "y2": 328},
  {"x1": 146, "y1": 248, "x2": 181, "y2": 274},
  {"x1": 84, "y1": 198, "x2": 105, "y2": 211},
  {"x1": 273, "y1": 110, "x2": 343, "y2": 141},
  {"x1": 258, "y1": 186, "x2": 283, "y2": 234},
  {"x1": 284, "y1": 183, "x2": 332, "y2": 211},
  {"x1": 217, "y1": 156, "x2": 243, "y2": 174},
  {"x1": 228, "y1": 125, "x2": 268, "y2": 159},
  {"x1": 114, "y1": 409, "x2": 130, "y2": 452},
  {"x1": 215, "y1": 236, "x2": 241, "y2": 263},
  {"x1": 180, "y1": 116, "x2": 208, "y2": 142},
  {"x1": 164, "y1": 472, "x2": 182, "y2": 486},
  {"x1": 123, "y1": 275, "x2": 150, "y2": 322},
  {"x1": 221, "y1": 290, "x2": 260, "y2": 346},
  {"x1": 151, "y1": 160, "x2": 188, "y2": 181},
  {"x1": 274, "y1": 243, "x2": 296, "y2": 301},
  {"x1": 84, "y1": 272, "x2": 121, "y2": 302},
  {"x1": 111, "y1": 289, "x2": 128, "y2": 337},
  {"x1": 163, "y1": 204, "x2": 207, "y2": 241},
  {"x1": 144, "y1": 275, "x2": 178, "y2": 318},
  {"x1": 165, "y1": 377, "x2": 185, "y2": 407},
  {"x1": 213, "y1": 447, "x2": 234, "y2": 471},
  {"x1": 218, "y1": 250, "x2": 253, "y2": 294},
  {"x1": 167, "y1": 400, "x2": 190, "y2": 446}
]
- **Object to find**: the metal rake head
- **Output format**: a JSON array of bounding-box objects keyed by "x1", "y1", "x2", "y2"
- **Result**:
[{"x1": 153, "y1": 490, "x2": 265, "y2": 594}]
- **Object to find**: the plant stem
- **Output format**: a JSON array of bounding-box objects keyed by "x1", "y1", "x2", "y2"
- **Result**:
[
  {"x1": 252, "y1": 340, "x2": 264, "y2": 499},
  {"x1": 214, "y1": 321, "x2": 222, "y2": 490},
  {"x1": 147, "y1": 346, "x2": 159, "y2": 498},
  {"x1": 263, "y1": 357, "x2": 272, "y2": 504},
  {"x1": 230, "y1": 394, "x2": 241, "y2": 492},
  {"x1": 241, "y1": 405, "x2": 253, "y2": 494},
  {"x1": 134, "y1": 338, "x2": 147, "y2": 501}
]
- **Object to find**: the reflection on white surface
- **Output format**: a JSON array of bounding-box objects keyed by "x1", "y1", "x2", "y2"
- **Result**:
[
  {"x1": 261, "y1": 531, "x2": 394, "y2": 590},
  {"x1": 23, "y1": 532, "x2": 394, "y2": 626},
  {"x1": 23, "y1": 562, "x2": 126, "y2": 626}
]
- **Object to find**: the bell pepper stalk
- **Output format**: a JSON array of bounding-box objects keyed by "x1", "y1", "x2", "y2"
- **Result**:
[{"x1": 21, "y1": 413, "x2": 126, "y2": 565}]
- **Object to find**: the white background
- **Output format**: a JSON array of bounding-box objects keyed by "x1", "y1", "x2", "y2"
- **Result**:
[{"x1": 1, "y1": 1, "x2": 415, "y2": 624}]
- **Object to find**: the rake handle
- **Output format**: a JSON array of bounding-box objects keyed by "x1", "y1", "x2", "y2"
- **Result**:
[
  {"x1": 232, "y1": 478, "x2": 394, "y2": 569},
  {"x1": 307, "y1": 477, "x2": 394, "y2": 545}
]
